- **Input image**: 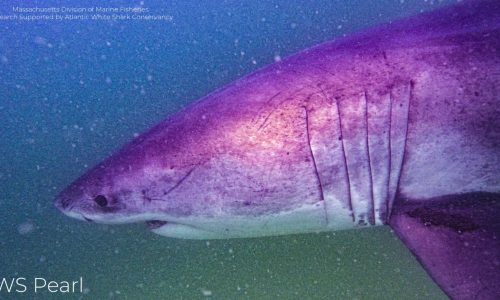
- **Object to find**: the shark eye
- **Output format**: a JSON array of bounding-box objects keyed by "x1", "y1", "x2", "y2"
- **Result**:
[{"x1": 94, "y1": 195, "x2": 108, "y2": 207}]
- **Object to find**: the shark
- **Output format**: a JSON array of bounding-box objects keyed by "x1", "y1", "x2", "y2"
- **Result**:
[{"x1": 55, "y1": 1, "x2": 499, "y2": 299}]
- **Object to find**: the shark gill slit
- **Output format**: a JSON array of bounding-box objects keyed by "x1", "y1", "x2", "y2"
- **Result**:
[
  {"x1": 335, "y1": 97, "x2": 355, "y2": 222},
  {"x1": 364, "y1": 91, "x2": 376, "y2": 225},
  {"x1": 392, "y1": 81, "x2": 413, "y2": 216},
  {"x1": 385, "y1": 89, "x2": 393, "y2": 223},
  {"x1": 302, "y1": 106, "x2": 328, "y2": 226}
]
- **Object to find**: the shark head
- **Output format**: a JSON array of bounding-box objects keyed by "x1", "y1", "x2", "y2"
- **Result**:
[
  {"x1": 54, "y1": 78, "x2": 358, "y2": 239},
  {"x1": 54, "y1": 161, "x2": 142, "y2": 224},
  {"x1": 54, "y1": 143, "x2": 216, "y2": 238}
]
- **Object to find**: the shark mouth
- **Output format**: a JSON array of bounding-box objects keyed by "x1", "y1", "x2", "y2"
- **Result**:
[{"x1": 146, "y1": 220, "x2": 169, "y2": 229}]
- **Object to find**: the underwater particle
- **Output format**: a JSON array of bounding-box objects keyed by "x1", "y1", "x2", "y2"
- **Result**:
[
  {"x1": 83, "y1": 287, "x2": 90, "y2": 294},
  {"x1": 251, "y1": 59, "x2": 257, "y2": 65},
  {"x1": 39, "y1": 255, "x2": 46, "y2": 262},
  {"x1": 17, "y1": 221, "x2": 35, "y2": 235},
  {"x1": 0, "y1": 55, "x2": 7, "y2": 63},
  {"x1": 147, "y1": 74, "x2": 153, "y2": 81},
  {"x1": 105, "y1": 77, "x2": 112, "y2": 84},
  {"x1": 34, "y1": 36, "x2": 47, "y2": 46},
  {"x1": 274, "y1": 55, "x2": 282, "y2": 62},
  {"x1": 201, "y1": 288, "x2": 212, "y2": 296}
]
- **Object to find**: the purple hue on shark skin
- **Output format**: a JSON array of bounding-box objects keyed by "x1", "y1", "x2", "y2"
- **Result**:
[{"x1": 55, "y1": 1, "x2": 499, "y2": 299}]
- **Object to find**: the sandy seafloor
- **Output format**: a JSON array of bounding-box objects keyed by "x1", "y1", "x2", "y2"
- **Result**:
[{"x1": 0, "y1": 1, "x2": 458, "y2": 299}]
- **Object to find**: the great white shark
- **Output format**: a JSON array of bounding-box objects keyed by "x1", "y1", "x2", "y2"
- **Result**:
[{"x1": 55, "y1": 1, "x2": 499, "y2": 299}]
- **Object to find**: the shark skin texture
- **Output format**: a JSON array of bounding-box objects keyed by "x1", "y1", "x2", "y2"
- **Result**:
[{"x1": 55, "y1": 1, "x2": 499, "y2": 299}]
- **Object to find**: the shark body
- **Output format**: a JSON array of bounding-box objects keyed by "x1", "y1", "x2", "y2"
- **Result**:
[{"x1": 56, "y1": 1, "x2": 499, "y2": 299}]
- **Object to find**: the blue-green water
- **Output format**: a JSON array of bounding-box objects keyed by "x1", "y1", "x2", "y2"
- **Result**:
[{"x1": 1, "y1": 1, "x2": 456, "y2": 299}]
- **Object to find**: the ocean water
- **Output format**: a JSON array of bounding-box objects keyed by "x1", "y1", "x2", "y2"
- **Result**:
[{"x1": 0, "y1": 1, "x2": 458, "y2": 299}]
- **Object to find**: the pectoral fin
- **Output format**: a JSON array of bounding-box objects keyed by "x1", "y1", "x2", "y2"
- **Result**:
[{"x1": 389, "y1": 192, "x2": 500, "y2": 300}]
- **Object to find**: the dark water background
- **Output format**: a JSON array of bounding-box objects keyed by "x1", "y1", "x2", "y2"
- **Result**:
[{"x1": 1, "y1": 0, "x2": 456, "y2": 299}]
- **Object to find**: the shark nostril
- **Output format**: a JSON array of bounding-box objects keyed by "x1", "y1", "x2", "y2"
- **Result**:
[
  {"x1": 55, "y1": 197, "x2": 69, "y2": 210},
  {"x1": 94, "y1": 195, "x2": 108, "y2": 207}
]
